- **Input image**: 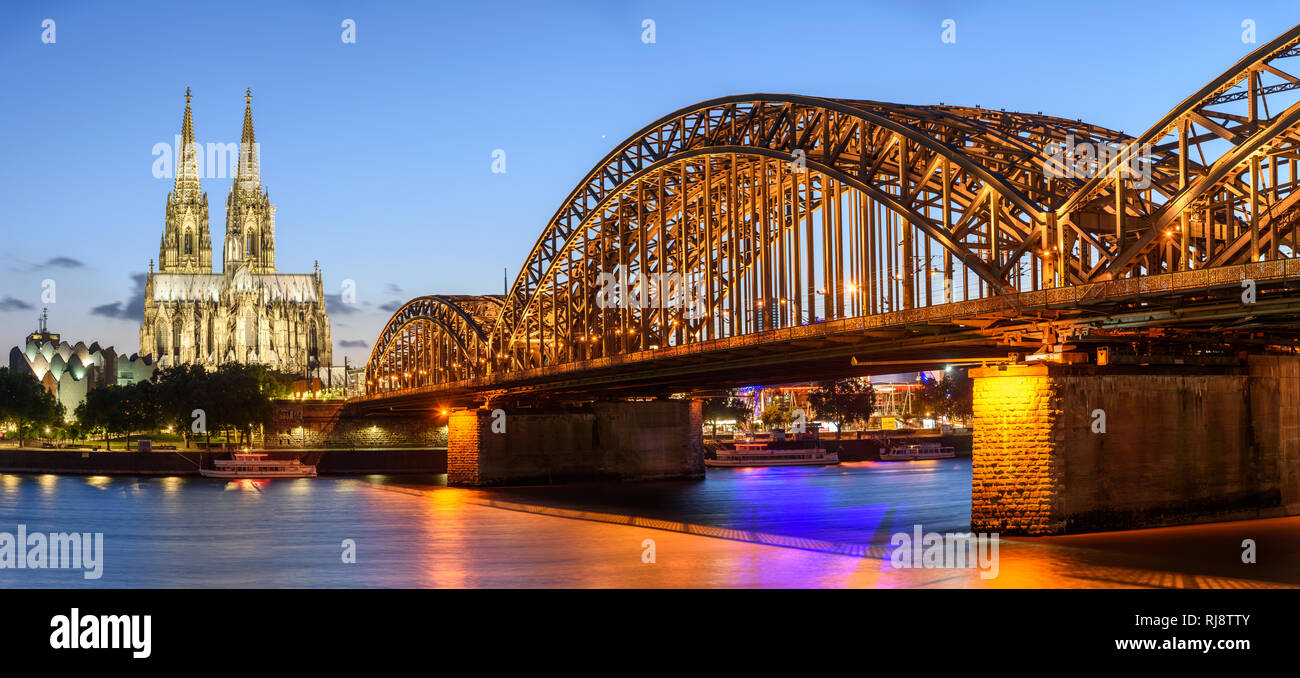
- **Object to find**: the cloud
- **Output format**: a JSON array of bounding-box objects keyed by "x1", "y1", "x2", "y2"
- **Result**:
[
  {"x1": 90, "y1": 273, "x2": 147, "y2": 321},
  {"x1": 10, "y1": 256, "x2": 86, "y2": 273},
  {"x1": 338, "y1": 339, "x2": 368, "y2": 348},
  {"x1": 385, "y1": 283, "x2": 402, "y2": 294},
  {"x1": 378, "y1": 300, "x2": 403, "y2": 312},
  {"x1": 324, "y1": 292, "x2": 363, "y2": 315},
  {"x1": 42, "y1": 257, "x2": 84, "y2": 269},
  {"x1": 0, "y1": 296, "x2": 34, "y2": 312}
]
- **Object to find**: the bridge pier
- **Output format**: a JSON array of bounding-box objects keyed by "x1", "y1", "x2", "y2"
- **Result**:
[
  {"x1": 447, "y1": 400, "x2": 705, "y2": 486},
  {"x1": 970, "y1": 356, "x2": 1300, "y2": 535}
]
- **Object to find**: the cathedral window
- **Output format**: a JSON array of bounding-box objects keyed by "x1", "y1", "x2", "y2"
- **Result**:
[
  {"x1": 244, "y1": 315, "x2": 257, "y2": 352},
  {"x1": 184, "y1": 229, "x2": 193, "y2": 255},
  {"x1": 156, "y1": 318, "x2": 169, "y2": 358},
  {"x1": 308, "y1": 320, "x2": 319, "y2": 364}
]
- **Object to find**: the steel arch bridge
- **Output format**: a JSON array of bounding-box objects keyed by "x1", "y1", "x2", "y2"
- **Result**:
[{"x1": 364, "y1": 23, "x2": 1300, "y2": 404}]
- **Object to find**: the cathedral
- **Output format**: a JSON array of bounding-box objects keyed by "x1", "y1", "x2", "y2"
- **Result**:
[{"x1": 140, "y1": 89, "x2": 332, "y2": 373}]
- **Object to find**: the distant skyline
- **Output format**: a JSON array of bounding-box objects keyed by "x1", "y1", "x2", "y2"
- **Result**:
[{"x1": 1, "y1": 1, "x2": 1295, "y2": 365}]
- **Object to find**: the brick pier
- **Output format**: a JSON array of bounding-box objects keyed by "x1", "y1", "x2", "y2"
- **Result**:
[{"x1": 971, "y1": 357, "x2": 1300, "y2": 534}]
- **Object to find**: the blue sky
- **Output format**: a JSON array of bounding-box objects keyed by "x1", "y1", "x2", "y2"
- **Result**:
[{"x1": 0, "y1": 0, "x2": 1295, "y2": 365}]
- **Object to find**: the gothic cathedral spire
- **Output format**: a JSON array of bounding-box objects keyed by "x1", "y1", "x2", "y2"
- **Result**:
[
  {"x1": 224, "y1": 88, "x2": 276, "y2": 274},
  {"x1": 235, "y1": 88, "x2": 259, "y2": 190},
  {"x1": 159, "y1": 87, "x2": 212, "y2": 274},
  {"x1": 175, "y1": 87, "x2": 201, "y2": 198}
]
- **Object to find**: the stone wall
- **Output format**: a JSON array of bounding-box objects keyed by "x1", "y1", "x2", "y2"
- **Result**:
[
  {"x1": 970, "y1": 365, "x2": 1061, "y2": 534},
  {"x1": 263, "y1": 400, "x2": 447, "y2": 449},
  {"x1": 971, "y1": 358, "x2": 1300, "y2": 535},
  {"x1": 594, "y1": 400, "x2": 706, "y2": 482},
  {"x1": 448, "y1": 400, "x2": 705, "y2": 486}
]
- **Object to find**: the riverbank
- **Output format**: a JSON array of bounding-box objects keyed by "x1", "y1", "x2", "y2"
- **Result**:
[{"x1": 0, "y1": 448, "x2": 448, "y2": 475}]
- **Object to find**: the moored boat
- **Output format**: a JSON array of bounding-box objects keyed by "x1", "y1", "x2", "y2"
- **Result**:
[
  {"x1": 879, "y1": 440, "x2": 955, "y2": 461},
  {"x1": 200, "y1": 451, "x2": 318, "y2": 479},
  {"x1": 706, "y1": 441, "x2": 839, "y2": 468}
]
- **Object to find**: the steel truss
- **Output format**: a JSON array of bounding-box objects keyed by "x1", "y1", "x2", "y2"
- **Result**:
[{"x1": 366, "y1": 23, "x2": 1300, "y2": 397}]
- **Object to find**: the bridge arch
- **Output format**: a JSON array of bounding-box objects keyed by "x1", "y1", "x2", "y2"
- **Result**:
[
  {"x1": 487, "y1": 95, "x2": 1130, "y2": 370},
  {"x1": 361, "y1": 22, "x2": 1300, "y2": 395},
  {"x1": 1055, "y1": 23, "x2": 1300, "y2": 278},
  {"x1": 364, "y1": 295, "x2": 501, "y2": 395}
]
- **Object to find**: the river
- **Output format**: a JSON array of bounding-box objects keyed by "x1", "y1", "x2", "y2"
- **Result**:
[{"x1": 1, "y1": 461, "x2": 1295, "y2": 588}]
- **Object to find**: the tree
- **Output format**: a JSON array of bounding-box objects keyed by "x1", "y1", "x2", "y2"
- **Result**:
[
  {"x1": 0, "y1": 368, "x2": 64, "y2": 447},
  {"x1": 75, "y1": 381, "x2": 163, "y2": 451},
  {"x1": 919, "y1": 369, "x2": 974, "y2": 422},
  {"x1": 807, "y1": 377, "x2": 876, "y2": 438},
  {"x1": 702, "y1": 391, "x2": 752, "y2": 436},
  {"x1": 75, "y1": 383, "x2": 117, "y2": 449},
  {"x1": 118, "y1": 380, "x2": 164, "y2": 449},
  {"x1": 76, "y1": 364, "x2": 300, "y2": 452},
  {"x1": 759, "y1": 395, "x2": 793, "y2": 430},
  {"x1": 148, "y1": 364, "x2": 293, "y2": 449},
  {"x1": 154, "y1": 364, "x2": 211, "y2": 448}
]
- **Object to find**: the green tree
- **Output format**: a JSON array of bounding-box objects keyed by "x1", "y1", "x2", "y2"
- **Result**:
[
  {"x1": 919, "y1": 370, "x2": 974, "y2": 422},
  {"x1": 119, "y1": 380, "x2": 164, "y2": 449},
  {"x1": 75, "y1": 381, "x2": 163, "y2": 451},
  {"x1": 0, "y1": 368, "x2": 64, "y2": 447},
  {"x1": 702, "y1": 391, "x2": 752, "y2": 437},
  {"x1": 154, "y1": 364, "x2": 211, "y2": 448},
  {"x1": 148, "y1": 364, "x2": 293, "y2": 449},
  {"x1": 75, "y1": 382, "x2": 117, "y2": 449},
  {"x1": 807, "y1": 377, "x2": 876, "y2": 438},
  {"x1": 759, "y1": 395, "x2": 793, "y2": 430}
]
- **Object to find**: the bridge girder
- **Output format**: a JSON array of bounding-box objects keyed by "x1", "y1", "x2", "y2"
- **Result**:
[{"x1": 363, "y1": 22, "x2": 1300, "y2": 401}]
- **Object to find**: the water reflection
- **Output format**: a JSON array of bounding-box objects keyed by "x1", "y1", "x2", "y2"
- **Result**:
[
  {"x1": 224, "y1": 479, "x2": 269, "y2": 493},
  {"x1": 0, "y1": 464, "x2": 1294, "y2": 588}
]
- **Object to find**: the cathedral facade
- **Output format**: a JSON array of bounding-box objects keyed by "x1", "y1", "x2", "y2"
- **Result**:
[{"x1": 140, "y1": 90, "x2": 332, "y2": 372}]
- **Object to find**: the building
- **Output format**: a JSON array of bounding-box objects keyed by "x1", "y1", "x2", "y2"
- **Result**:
[
  {"x1": 8, "y1": 309, "x2": 156, "y2": 420},
  {"x1": 139, "y1": 89, "x2": 332, "y2": 373}
]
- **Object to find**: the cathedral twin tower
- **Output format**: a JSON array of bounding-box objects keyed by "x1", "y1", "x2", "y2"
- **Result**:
[{"x1": 140, "y1": 89, "x2": 332, "y2": 373}]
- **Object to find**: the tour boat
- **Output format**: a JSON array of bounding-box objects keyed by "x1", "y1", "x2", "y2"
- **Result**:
[
  {"x1": 200, "y1": 451, "x2": 318, "y2": 479},
  {"x1": 706, "y1": 441, "x2": 839, "y2": 468},
  {"x1": 879, "y1": 441, "x2": 955, "y2": 461}
]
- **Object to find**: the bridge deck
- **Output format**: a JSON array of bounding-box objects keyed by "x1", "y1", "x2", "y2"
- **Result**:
[{"x1": 355, "y1": 259, "x2": 1300, "y2": 411}]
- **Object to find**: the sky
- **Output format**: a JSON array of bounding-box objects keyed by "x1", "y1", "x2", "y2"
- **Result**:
[{"x1": 0, "y1": 0, "x2": 1296, "y2": 365}]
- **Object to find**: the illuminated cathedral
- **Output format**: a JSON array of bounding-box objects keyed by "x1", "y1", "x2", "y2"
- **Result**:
[{"x1": 139, "y1": 89, "x2": 332, "y2": 372}]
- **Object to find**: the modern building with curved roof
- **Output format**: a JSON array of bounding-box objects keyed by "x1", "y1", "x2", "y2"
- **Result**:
[{"x1": 7, "y1": 309, "x2": 155, "y2": 420}]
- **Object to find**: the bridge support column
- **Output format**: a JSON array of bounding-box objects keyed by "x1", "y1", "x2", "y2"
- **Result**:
[
  {"x1": 970, "y1": 357, "x2": 1300, "y2": 535},
  {"x1": 447, "y1": 400, "x2": 705, "y2": 486}
]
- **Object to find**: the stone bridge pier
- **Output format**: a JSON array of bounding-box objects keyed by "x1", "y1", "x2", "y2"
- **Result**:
[
  {"x1": 447, "y1": 400, "x2": 706, "y2": 486},
  {"x1": 970, "y1": 356, "x2": 1300, "y2": 535}
]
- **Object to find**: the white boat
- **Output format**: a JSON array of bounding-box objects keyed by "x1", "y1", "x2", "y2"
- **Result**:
[
  {"x1": 200, "y1": 451, "x2": 317, "y2": 479},
  {"x1": 706, "y1": 442, "x2": 839, "y2": 468},
  {"x1": 879, "y1": 441, "x2": 955, "y2": 461}
]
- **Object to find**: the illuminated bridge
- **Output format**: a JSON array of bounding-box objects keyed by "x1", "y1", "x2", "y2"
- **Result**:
[{"x1": 352, "y1": 25, "x2": 1300, "y2": 533}]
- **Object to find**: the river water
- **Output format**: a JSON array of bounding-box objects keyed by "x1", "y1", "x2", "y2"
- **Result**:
[{"x1": 1, "y1": 461, "x2": 1295, "y2": 588}]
